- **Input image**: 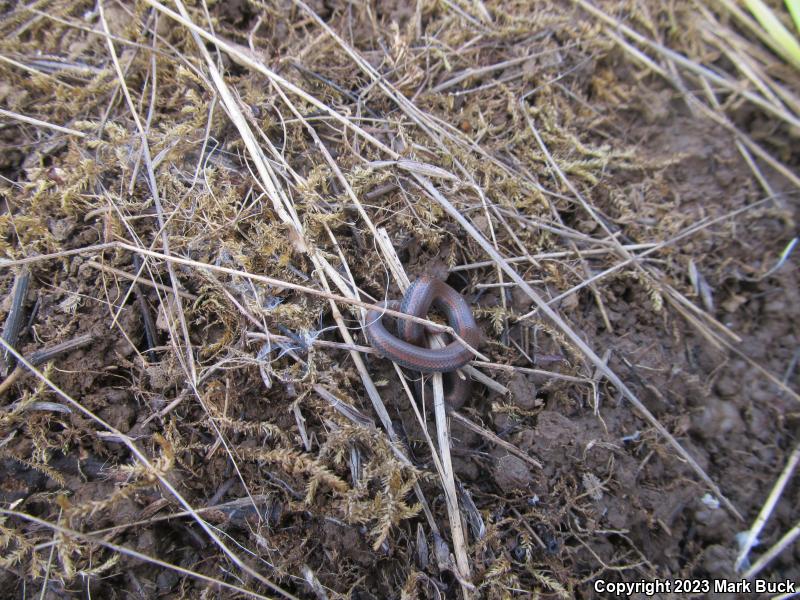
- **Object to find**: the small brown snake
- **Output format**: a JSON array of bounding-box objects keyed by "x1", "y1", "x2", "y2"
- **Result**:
[{"x1": 364, "y1": 276, "x2": 480, "y2": 408}]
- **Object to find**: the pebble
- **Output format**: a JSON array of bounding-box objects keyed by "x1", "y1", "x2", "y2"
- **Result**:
[
  {"x1": 507, "y1": 374, "x2": 538, "y2": 410},
  {"x1": 493, "y1": 455, "x2": 534, "y2": 492},
  {"x1": 692, "y1": 398, "x2": 744, "y2": 439}
]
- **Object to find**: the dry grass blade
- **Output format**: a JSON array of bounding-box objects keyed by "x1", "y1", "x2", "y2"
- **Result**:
[
  {"x1": 743, "y1": 518, "x2": 800, "y2": 580},
  {"x1": 0, "y1": 510, "x2": 277, "y2": 600},
  {"x1": 413, "y1": 177, "x2": 743, "y2": 519},
  {"x1": 0, "y1": 267, "x2": 29, "y2": 376},
  {"x1": 431, "y1": 372, "x2": 472, "y2": 582},
  {"x1": 573, "y1": 0, "x2": 800, "y2": 129},
  {"x1": 0, "y1": 107, "x2": 86, "y2": 138},
  {"x1": 736, "y1": 443, "x2": 800, "y2": 571},
  {"x1": 1, "y1": 0, "x2": 797, "y2": 594},
  {"x1": 0, "y1": 338, "x2": 297, "y2": 600}
]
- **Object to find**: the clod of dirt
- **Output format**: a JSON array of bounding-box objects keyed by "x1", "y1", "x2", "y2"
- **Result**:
[
  {"x1": 451, "y1": 455, "x2": 479, "y2": 481},
  {"x1": 692, "y1": 398, "x2": 745, "y2": 440},
  {"x1": 532, "y1": 410, "x2": 579, "y2": 451},
  {"x1": 510, "y1": 285, "x2": 534, "y2": 312},
  {"x1": 321, "y1": 520, "x2": 376, "y2": 567},
  {"x1": 97, "y1": 390, "x2": 136, "y2": 433},
  {"x1": 700, "y1": 544, "x2": 737, "y2": 579},
  {"x1": 714, "y1": 374, "x2": 740, "y2": 397},
  {"x1": 156, "y1": 568, "x2": 180, "y2": 595},
  {"x1": 507, "y1": 373, "x2": 539, "y2": 410},
  {"x1": 694, "y1": 504, "x2": 735, "y2": 544},
  {"x1": 493, "y1": 454, "x2": 534, "y2": 492}
]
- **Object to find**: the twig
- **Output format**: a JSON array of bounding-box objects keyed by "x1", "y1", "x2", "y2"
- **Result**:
[
  {"x1": 743, "y1": 518, "x2": 800, "y2": 580},
  {"x1": 449, "y1": 410, "x2": 542, "y2": 469},
  {"x1": 449, "y1": 244, "x2": 657, "y2": 272},
  {"x1": 0, "y1": 334, "x2": 94, "y2": 396},
  {"x1": 735, "y1": 442, "x2": 800, "y2": 571},
  {"x1": 0, "y1": 107, "x2": 86, "y2": 138},
  {"x1": 1, "y1": 267, "x2": 30, "y2": 376},
  {"x1": 84, "y1": 260, "x2": 196, "y2": 300},
  {"x1": 0, "y1": 510, "x2": 277, "y2": 600},
  {"x1": 0, "y1": 337, "x2": 297, "y2": 600}
]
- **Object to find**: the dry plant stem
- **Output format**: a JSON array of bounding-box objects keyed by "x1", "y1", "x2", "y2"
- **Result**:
[
  {"x1": 743, "y1": 518, "x2": 800, "y2": 580},
  {"x1": 0, "y1": 338, "x2": 297, "y2": 600},
  {"x1": 0, "y1": 367, "x2": 22, "y2": 396},
  {"x1": 313, "y1": 384, "x2": 375, "y2": 429},
  {"x1": 0, "y1": 107, "x2": 86, "y2": 138},
  {"x1": 1, "y1": 267, "x2": 29, "y2": 375},
  {"x1": 0, "y1": 54, "x2": 74, "y2": 89},
  {"x1": 432, "y1": 49, "x2": 564, "y2": 93},
  {"x1": 412, "y1": 177, "x2": 743, "y2": 520},
  {"x1": 0, "y1": 243, "x2": 120, "y2": 268},
  {"x1": 573, "y1": 0, "x2": 800, "y2": 130},
  {"x1": 374, "y1": 228, "x2": 411, "y2": 293},
  {"x1": 84, "y1": 260, "x2": 196, "y2": 300},
  {"x1": 449, "y1": 411, "x2": 542, "y2": 469},
  {"x1": 471, "y1": 360, "x2": 587, "y2": 384},
  {"x1": 27, "y1": 333, "x2": 94, "y2": 365},
  {"x1": 0, "y1": 510, "x2": 276, "y2": 600},
  {"x1": 111, "y1": 241, "x2": 465, "y2": 343},
  {"x1": 249, "y1": 331, "x2": 374, "y2": 355},
  {"x1": 432, "y1": 372, "x2": 472, "y2": 580},
  {"x1": 735, "y1": 442, "x2": 800, "y2": 571},
  {"x1": 36, "y1": 507, "x2": 60, "y2": 600},
  {"x1": 32, "y1": 494, "x2": 278, "y2": 544},
  {"x1": 449, "y1": 243, "x2": 657, "y2": 272},
  {"x1": 98, "y1": 2, "x2": 197, "y2": 386},
  {"x1": 464, "y1": 365, "x2": 508, "y2": 395},
  {"x1": 0, "y1": 334, "x2": 94, "y2": 396},
  {"x1": 603, "y1": 28, "x2": 800, "y2": 189},
  {"x1": 392, "y1": 359, "x2": 465, "y2": 555}
]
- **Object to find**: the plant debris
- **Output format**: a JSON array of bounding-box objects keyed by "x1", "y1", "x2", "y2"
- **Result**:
[{"x1": 0, "y1": 0, "x2": 798, "y2": 598}]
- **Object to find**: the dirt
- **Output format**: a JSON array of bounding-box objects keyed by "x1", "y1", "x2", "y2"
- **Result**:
[{"x1": 0, "y1": 0, "x2": 798, "y2": 599}]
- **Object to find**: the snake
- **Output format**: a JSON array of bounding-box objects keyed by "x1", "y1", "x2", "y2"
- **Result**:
[{"x1": 364, "y1": 276, "x2": 480, "y2": 408}]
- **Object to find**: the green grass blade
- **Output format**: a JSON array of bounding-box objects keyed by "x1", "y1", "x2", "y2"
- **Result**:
[
  {"x1": 786, "y1": 0, "x2": 800, "y2": 32},
  {"x1": 745, "y1": 0, "x2": 800, "y2": 67}
]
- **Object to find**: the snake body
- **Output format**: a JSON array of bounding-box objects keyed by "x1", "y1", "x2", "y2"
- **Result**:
[{"x1": 365, "y1": 276, "x2": 480, "y2": 407}]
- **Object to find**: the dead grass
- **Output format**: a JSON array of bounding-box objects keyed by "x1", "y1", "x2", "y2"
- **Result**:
[{"x1": 0, "y1": 0, "x2": 798, "y2": 598}]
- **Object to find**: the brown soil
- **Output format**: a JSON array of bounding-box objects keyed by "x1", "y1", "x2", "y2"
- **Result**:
[{"x1": 0, "y1": 1, "x2": 798, "y2": 599}]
